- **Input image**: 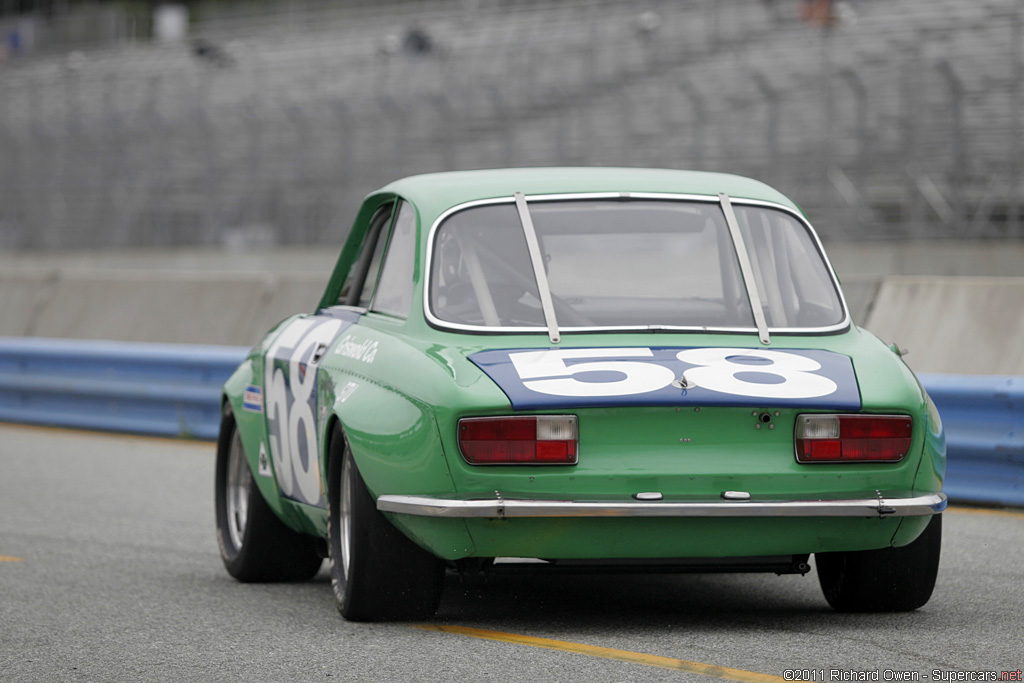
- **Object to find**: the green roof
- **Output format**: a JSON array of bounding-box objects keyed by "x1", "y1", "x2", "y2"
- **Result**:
[{"x1": 375, "y1": 167, "x2": 800, "y2": 220}]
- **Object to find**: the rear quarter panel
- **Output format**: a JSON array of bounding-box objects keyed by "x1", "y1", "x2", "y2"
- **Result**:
[{"x1": 317, "y1": 314, "x2": 504, "y2": 554}]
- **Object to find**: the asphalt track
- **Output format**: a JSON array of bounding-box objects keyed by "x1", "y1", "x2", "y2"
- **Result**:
[{"x1": 1, "y1": 424, "x2": 1022, "y2": 682}]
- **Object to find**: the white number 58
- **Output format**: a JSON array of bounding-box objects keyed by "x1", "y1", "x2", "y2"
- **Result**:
[
  {"x1": 509, "y1": 348, "x2": 676, "y2": 397},
  {"x1": 508, "y1": 347, "x2": 838, "y2": 400}
]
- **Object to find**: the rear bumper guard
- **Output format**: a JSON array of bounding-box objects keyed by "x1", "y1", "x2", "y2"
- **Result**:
[{"x1": 376, "y1": 492, "x2": 947, "y2": 520}]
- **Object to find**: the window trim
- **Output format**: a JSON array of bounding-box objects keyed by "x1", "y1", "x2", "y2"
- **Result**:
[
  {"x1": 422, "y1": 192, "x2": 851, "y2": 337},
  {"x1": 368, "y1": 200, "x2": 417, "y2": 320},
  {"x1": 344, "y1": 202, "x2": 396, "y2": 308}
]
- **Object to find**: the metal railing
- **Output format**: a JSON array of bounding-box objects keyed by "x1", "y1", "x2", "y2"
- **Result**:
[
  {"x1": 1, "y1": 337, "x2": 1019, "y2": 506},
  {"x1": 0, "y1": 337, "x2": 247, "y2": 439},
  {"x1": 919, "y1": 374, "x2": 1024, "y2": 508}
]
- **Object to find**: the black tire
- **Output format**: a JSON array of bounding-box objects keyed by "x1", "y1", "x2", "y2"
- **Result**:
[
  {"x1": 327, "y1": 426, "x2": 444, "y2": 621},
  {"x1": 816, "y1": 514, "x2": 942, "y2": 612},
  {"x1": 215, "y1": 406, "x2": 323, "y2": 582}
]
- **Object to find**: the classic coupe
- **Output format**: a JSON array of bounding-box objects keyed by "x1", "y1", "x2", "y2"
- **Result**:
[{"x1": 214, "y1": 168, "x2": 945, "y2": 620}]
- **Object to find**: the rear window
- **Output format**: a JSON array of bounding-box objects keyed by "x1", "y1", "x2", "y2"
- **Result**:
[{"x1": 428, "y1": 198, "x2": 844, "y2": 332}]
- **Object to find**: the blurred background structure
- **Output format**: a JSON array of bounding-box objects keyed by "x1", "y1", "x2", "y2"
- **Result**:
[
  {"x1": 1, "y1": 0, "x2": 1022, "y2": 249},
  {"x1": 2, "y1": 2, "x2": 1021, "y2": 503}
]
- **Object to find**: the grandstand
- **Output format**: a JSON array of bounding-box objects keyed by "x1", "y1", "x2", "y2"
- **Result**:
[{"x1": 0, "y1": 0, "x2": 1021, "y2": 248}]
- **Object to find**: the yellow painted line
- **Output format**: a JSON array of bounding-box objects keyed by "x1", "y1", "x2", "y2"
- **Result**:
[
  {"x1": 947, "y1": 505, "x2": 1024, "y2": 520},
  {"x1": 0, "y1": 555, "x2": 24, "y2": 563},
  {"x1": 0, "y1": 422, "x2": 215, "y2": 447},
  {"x1": 414, "y1": 624, "x2": 785, "y2": 682}
]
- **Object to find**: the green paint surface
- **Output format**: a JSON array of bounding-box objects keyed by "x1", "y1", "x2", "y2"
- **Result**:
[{"x1": 224, "y1": 169, "x2": 945, "y2": 562}]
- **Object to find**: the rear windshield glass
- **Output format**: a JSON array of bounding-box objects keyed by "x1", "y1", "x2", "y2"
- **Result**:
[{"x1": 429, "y1": 199, "x2": 844, "y2": 331}]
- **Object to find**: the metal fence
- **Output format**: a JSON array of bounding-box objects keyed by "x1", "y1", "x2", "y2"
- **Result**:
[{"x1": 0, "y1": 0, "x2": 1022, "y2": 249}]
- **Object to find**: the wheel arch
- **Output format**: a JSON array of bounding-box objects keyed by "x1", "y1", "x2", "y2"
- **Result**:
[
  {"x1": 322, "y1": 413, "x2": 345, "y2": 502},
  {"x1": 320, "y1": 378, "x2": 458, "y2": 502},
  {"x1": 220, "y1": 359, "x2": 306, "y2": 533},
  {"x1": 321, "y1": 404, "x2": 476, "y2": 563}
]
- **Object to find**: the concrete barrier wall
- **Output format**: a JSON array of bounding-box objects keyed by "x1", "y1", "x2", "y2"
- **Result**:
[
  {"x1": 0, "y1": 270, "x2": 57, "y2": 337},
  {"x1": 2, "y1": 265, "x2": 1023, "y2": 375},
  {"x1": 0, "y1": 269, "x2": 324, "y2": 346},
  {"x1": 835, "y1": 275, "x2": 881, "y2": 326},
  {"x1": 825, "y1": 241, "x2": 1024, "y2": 280},
  {"x1": 866, "y1": 276, "x2": 1024, "y2": 375}
]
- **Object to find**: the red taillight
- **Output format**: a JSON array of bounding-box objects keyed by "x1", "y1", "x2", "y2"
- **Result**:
[
  {"x1": 458, "y1": 416, "x2": 578, "y2": 465},
  {"x1": 795, "y1": 414, "x2": 912, "y2": 463}
]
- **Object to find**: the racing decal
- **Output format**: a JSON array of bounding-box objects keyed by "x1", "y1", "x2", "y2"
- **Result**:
[
  {"x1": 337, "y1": 381, "x2": 359, "y2": 404},
  {"x1": 469, "y1": 347, "x2": 861, "y2": 411},
  {"x1": 257, "y1": 442, "x2": 272, "y2": 477},
  {"x1": 243, "y1": 385, "x2": 263, "y2": 413},
  {"x1": 264, "y1": 316, "x2": 353, "y2": 507},
  {"x1": 334, "y1": 334, "x2": 379, "y2": 364}
]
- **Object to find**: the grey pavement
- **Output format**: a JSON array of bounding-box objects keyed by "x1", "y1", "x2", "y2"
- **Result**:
[{"x1": 1, "y1": 424, "x2": 1022, "y2": 682}]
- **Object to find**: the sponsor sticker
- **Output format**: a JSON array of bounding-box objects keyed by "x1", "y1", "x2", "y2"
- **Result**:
[
  {"x1": 334, "y1": 334, "x2": 379, "y2": 364},
  {"x1": 337, "y1": 381, "x2": 359, "y2": 404},
  {"x1": 243, "y1": 385, "x2": 264, "y2": 413},
  {"x1": 257, "y1": 442, "x2": 272, "y2": 477}
]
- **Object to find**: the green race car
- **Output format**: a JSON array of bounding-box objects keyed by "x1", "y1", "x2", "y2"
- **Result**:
[{"x1": 214, "y1": 168, "x2": 946, "y2": 621}]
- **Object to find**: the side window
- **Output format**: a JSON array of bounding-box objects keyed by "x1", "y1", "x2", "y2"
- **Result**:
[
  {"x1": 371, "y1": 201, "x2": 417, "y2": 318},
  {"x1": 336, "y1": 203, "x2": 394, "y2": 307},
  {"x1": 357, "y1": 223, "x2": 390, "y2": 308}
]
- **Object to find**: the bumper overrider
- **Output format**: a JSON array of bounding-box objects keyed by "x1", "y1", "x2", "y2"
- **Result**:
[{"x1": 377, "y1": 491, "x2": 947, "y2": 520}]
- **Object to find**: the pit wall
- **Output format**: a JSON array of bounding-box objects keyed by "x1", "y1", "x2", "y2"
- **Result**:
[
  {"x1": 0, "y1": 269, "x2": 325, "y2": 346},
  {"x1": 2, "y1": 263, "x2": 1022, "y2": 376}
]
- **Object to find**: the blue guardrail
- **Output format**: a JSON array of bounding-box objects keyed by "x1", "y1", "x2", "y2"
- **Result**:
[
  {"x1": 918, "y1": 373, "x2": 1024, "y2": 507},
  {"x1": 0, "y1": 337, "x2": 248, "y2": 440},
  {"x1": 0, "y1": 338, "x2": 1020, "y2": 506}
]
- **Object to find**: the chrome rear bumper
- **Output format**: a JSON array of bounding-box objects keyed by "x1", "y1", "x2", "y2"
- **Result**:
[{"x1": 377, "y1": 492, "x2": 947, "y2": 520}]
